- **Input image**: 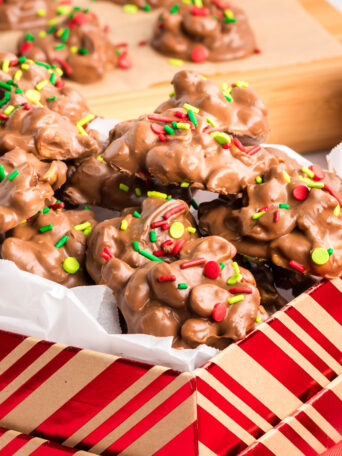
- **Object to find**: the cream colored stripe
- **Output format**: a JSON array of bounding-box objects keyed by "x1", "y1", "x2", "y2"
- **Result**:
[
  {"x1": 303, "y1": 405, "x2": 341, "y2": 443},
  {"x1": 197, "y1": 369, "x2": 272, "y2": 433},
  {"x1": 198, "y1": 393, "x2": 255, "y2": 446},
  {"x1": 0, "y1": 337, "x2": 40, "y2": 376},
  {"x1": 0, "y1": 344, "x2": 65, "y2": 404},
  {"x1": 0, "y1": 430, "x2": 21, "y2": 450},
  {"x1": 259, "y1": 428, "x2": 305, "y2": 456},
  {"x1": 283, "y1": 416, "x2": 326, "y2": 454},
  {"x1": 90, "y1": 373, "x2": 190, "y2": 454},
  {"x1": 198, "y1": 441, "x2": 218, "y2": 456},
  {"x1": 119, "y1": 394, "x2": 196, "y2": 456},
  {"x1": 1, "y1": 350, "x2": 117, "y2": 433},
  {"x1": 74, "y1": 452, "x2": 98, "y2": 456},
  {"x1": 12, "y1": 437, "x2": 46, "y2": 456},
  {"x1": 276, "y1": 312, "x2": 342, "y2": 374},
  {"x1": 295, "y1": 294, "x2": 342, "y2": 351},
  {"x1": 331, "y1": 278, "x2": 342, "y2": 293},
  {"x1": 212, "y1": 344, "x2": 302, "y2": 418},
  {"x1": 63, "y1": 365, "x2": 168, "y2": 447},
  {"x1": 259, "y1": 325, "x2": 328, "y2": 387}
]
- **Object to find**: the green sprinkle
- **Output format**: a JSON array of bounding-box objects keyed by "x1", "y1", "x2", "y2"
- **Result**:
[
  {"x1": 18, "y1": 56, "x2": 27, "y2": 63},
  {"x1": 55, "y1": 235, "x2": 69, "y2": 248},
  {"x1": 8, "y1": 170, "x2": 19, "y2": 181},
  {"x1": 83, "y1": 205, "x2": 90, "y2": 210},
  {"x1": 78, "y1": 48, "x2": 89, "y2": 55},
  {"x1": 40, "y1": 224, "x2": 53, "y2": 233},
  {"x1": 61, "y1": 27, "x2": 70, "y2": 42},
  {"x1": 187, "y1": 109, "x2": 197, "y2": 127},
  {"x1": 142, "y1": 4, "x2": 151, "y2": 11},
  {"x1": 164, "y1": 125, "x2": 175, "y2": 135},
  {"x1": 139, "y1": 249, "x2": 163, "y2": 262},
  {"x1": 120, "y1": 183, "x2": 130, "y2": 192},
  {"x1": 0, "y1": 81, "x2": 13, "y2": 91},
  {"x1": 228, "y1": 294, "x2": 244, "y2": 304},
  {"x1": 25, "y1": 33, "x2": 35, "y2": 41},
  {"x1": 133, "y1": 211, "x2": 141, "y2": 218},
  {"x1": 170, "y1": 3, "x2": 179, "y2": 13},
  {"x1": 50, "y1": 72, "x2": 56, "y2": 85},
  {"x1": 328, "y1": 248, "x2": 334, "y2": 255},
  {"x1": 55, "y1": 44, "x2": 65, "y2": 50},
  {"x1": 63, "y1": 257, "x2": 80, "y2": 274},
  {"x1": 35, "y1": 61, "x2": 51, "y2": 69},
  {"x1": 150, "y1": 230, "x2": 157, "y2": 242},
  {"x1": 178, "y1": 283, "x2": 188, "y2": 289},
  {"x1": 190, "y1": 199, "x2": 199, "y2": 210},
  {"x1": 0, "y1": 165, "x2": 5, "y2": 182},
  {"x1": 279, "y1": 203, "x2": 290, "y2": 209},
  {"x1": 42, "y1": 207, "x2": 50, "y2": 214},
  {"x1": 220, "y1": 262, "x2": 225, "y2": 270},
  {"x1": 252, "y1": 211, "x2": 265, "y2": 220},
  {"x1": 132, "y1": 241, "x2": 140, "y2": 251},
  {"x1": 47, "y1": 96, "x2": 57, "y2": 102},
  {"x1": 15, "y1": 88, "x2": 23, "y2": 94}
]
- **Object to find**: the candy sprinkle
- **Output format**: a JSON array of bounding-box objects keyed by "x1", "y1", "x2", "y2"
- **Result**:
[
  {"x1": 147, "y1": 191, "x2": 167, "y2": 199},
  {"x1": 187, "y1": 227, "x2": 197, "y2": 234},
  {"x1": 228, "y1": 294, "x2": 244, "y2": 304},
  {"x1": 328, "y1": 248, "x2": 334, "y2": 255},
  {"x1": 169, "y1": 222, "x2": 185, "y2": 239},
  {"x1": 252, "y1": 211, "x2": 265, "y2": 220},
  {"x1": 178, "y1": 283, "x2": 188, "y2": 289},
  {"x1": 150, "y1": 230, "x2": 157, "y2": 242},
  {"x1": 282, "y1": 170, "x2": 291, "y2": 183},
  {"x1": 133, "y1": 211, "x2": 141, "y2": 218},
  {"x1": 63, "y1": 257, "x2": 80, "y2": 274},
  {"x1": 119, "y1": 183, "x2": 129, "y2": 192},
  {"x1": 204, "y1": 261, "x2": 221, "y2": 279},
  {"x1": 74, "y1": 221, "x2": 91, "y2": 231},
  {"x1": 212, "y1": 302, "x2": 227, "y2": 322},
  {"x1": 171, "y1": 239, "x2": 185, "y2": 255},
  {"x1": 279, "y1": 203, "x2": 290, "y2": 209},
  {"x1": 163, "y1": 203, "x2": 186, "y2": 219},
  {"x1": 274, "y1": 210, "x2": 280, "y2": 223},
  {"x1": 158, "y1": 275, "x2": 176, "y2": 282},
  {"x1": 187, "y1": 109, "x2": 197, "y2": 127},
  {"x1": 120, "y1": 219, "x2": 128, "y2": 231},
  {"x1": 334, "y1": 204, "x2": 340, "y2": 217},
  {"x1": 39, "y1": 224, "x2": 53, "y2": 233},
  {"x1": 183, "y1": 103, "x2": 200, "y2": 114},
  {"x1": 229, "y1": 287, "x2": 253, "y2": 294},
  {"x1": 0, "y1": 165, "x2": 5, "y2": 181},
  {"x1": 181, "y1": 258, "x2": 205, "y2": 269},
  {"x1": 132, "y1": 240, "x2": 140, "y2": 251},
  {"x1": 139, "y1": 249, "x2": 163, "y2": 262},
  {"x1": 7, "y1": 169, "x2": 19, "y2": 181},
  {"x1": 289, "y1": 260, "x2": 305, "y2": 273},
  {"x1": 55, "y1": 235, "x2": 69, "y2": 249},
  {"x1": 311, "y1": 248, "x2": 329, "y2": 265}
]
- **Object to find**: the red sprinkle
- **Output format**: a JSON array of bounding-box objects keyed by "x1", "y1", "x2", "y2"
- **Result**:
[
  {"x1": 258, "y1": 206, "x2": 269, "y2": 213},
  {"x1": 171, "y1": 239, "x2": 185, "y2": 255},
  {"x1": 180, "y1": 258, "x2": 206, "y2": 269},
  {"x1": 150, "y1": 123, "x2": 165, "y2": 135},
  {"x1": 212, "y1": 0, "x2": 230, "y2": 9},
  {"x1": 175, "y1": 111, "x2": 186, "y2": 119},
  {"x1": 151, "y1": 220, "x2": 166, "y2": 228},
  {"x1": 55, "y1": 80, "x2": 65, "y2": 89},
  {"x1": 161, "y1": 240, "x2": 173, "y2": 249},
  {"x1": 203, "y1": 261, "x2": 221, "y2": 279},
  {"x1": 101, "y1": 247, "x2": 113, "y2": 260},
  {"x1": 212, "y1": 303, "x2": 227, "y2": 322},
  {"x1": 54, "y1": 58, "x2": 73, "y2": 75},
  {"x1": 73, "y1": 12, "x2": 89, "y2": 25},
  {"x1": 138, "y1": 40, "x2": 147, "y2": 46},
  {"x1": 158, "y1": 274, "x2": 176, "y2": 282},
  {"x1": 273, "y1": 210, "x2": 280, "y2": 223},
  {"x1": 229, "y1": 287, "x2": 253, "y2": 294},
  {"x1": 223, "y1": 143, "x2": 231, "y2": 149},
  {"x1": 163, "y1": 204, "x2": 186, "y2": 220},
  {"x1": 162, "y1": 223, "x2": 171, "y2": 230},
  {"x1": 254, "y1": 48, "x2": 262, "y2": 54},
  {"x1": 289, "y1": 260, "x2": 305, "y2": 274},
  {"x1": 0, "y1": 113, "x2": 9, "y2": 120},
  {"x1": 292, "y1": 185, "x2": 309, "y2": 201},
  {"x1": 153, "y1": 250, "x2": 165, "y2": 257},
  {"x1": 19, "y1": 41, "x2": 33, "y2": 55},
  {"x1": 323, "y1": 184, "x2": 342, "y2": 207},
  {"x1": 309, "y1": 164, "x2": 325, "y2": 181},
  {"x1": 191, "y1": 46, "x2": 208, "y2": 63},
  {"x1": 232, "y1": 137, "x2": 246, "y2": 152},
  {"x1": 118, "y1": 53, "x2": 132, "y2": 70},
  {"x1": 50, "y1": 202, "x2": 65, "y2": 210},
  {"x1": 247, "y1": 145, "x2": 261, "y2": 156},
  {"x1": 191, "y1": 6, "x2": 209, "y2": 16},
  {"x1": 158, "y1": 134, "x2": 167, "y2": 142}
]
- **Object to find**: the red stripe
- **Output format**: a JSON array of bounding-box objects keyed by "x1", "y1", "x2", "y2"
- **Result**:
[
  {"x1": 312, "y1": 390, "x2": 342, "y2": 433},
  {"x1": 34, "y1": 359, "x2": 152, "y2": 444},
  {"x1": 0, "y1": 433, "x2": 31, "y2": 456},
  {"x1": 296, "y1": 410, "x2": 335, "y2": 448},
  {"x1": 238, "y1": 331, "x2": 321, "y2": 401},
  {"x1": 269, "y1": 319, "x2": 336, "y2": 379},
  {"x1": 0, "y1": 341, "x2": 54, "y2": 392},
  {"x1": 0, "y1": 348, "x2": 78, "y2": 420},
  {"x1": 78, "y1": 370, "x2": 177, "y2": 450},
  {"x1": 309, "y1": 281, "x2": 342, "y2": 325},
  {"x1": 103, "y1": 380, "x2": 195, "y2": 455},
  {"x1": 206, "y1": 363, "x2": 279, "y2": 425},
  {"x1": 285, "y1": 307, "x2": 342, "y2": 363},
  {"x1": 238, "y1": 442, "x2": 276, "y2": 456},
  {"x1": 153, "y1": 423, "x2": 198, "y2": 455},
  {"x1": 198, "y1": 406, "x2": 247, "y2": 456},
  {"x1": 279, "y1": 422, "x2": 318, "y2": 456},
  {"x1": 197, "y1": 377, "x2": 263, "y2": 439},
  {"x1": 0, "y1": 331, "x2": 27, "y2": 362},
  {"x1": 30, "y1": 441, "x2": 77, "y2": 456}
]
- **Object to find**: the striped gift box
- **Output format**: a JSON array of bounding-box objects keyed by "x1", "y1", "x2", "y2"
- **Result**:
[{"x1": 0, "y1": 277, "x2": 340, "y2": 456}]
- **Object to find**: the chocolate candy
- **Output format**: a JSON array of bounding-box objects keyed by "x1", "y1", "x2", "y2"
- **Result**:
[
  {"x1": 155, "y1": 70, "x2": 269, "y2": 145},
  {"x1": 0, "y1": 148, "x2": 67, "y2": 233},
  {"x1": 151, "y1": 2, "x2": 256, "y2": 63},
  {"x1": 199, "y1": 164, "x2": 342, "y2": 278},
  {"x1": 0, "y1": 0, "x2": 55, "y2": 31},
  {"x1": 2, "y1": 209, "x2": 96, "y2": 287},
  {"x1": 18, "y1": 8, "x2": 123, "y2": 84},
  {"x1": 86, "y1": 196, "x2": 198, "y2": 283},
  {"x1": 104, "y1": 236, "x2": 263, "y2": 348}
]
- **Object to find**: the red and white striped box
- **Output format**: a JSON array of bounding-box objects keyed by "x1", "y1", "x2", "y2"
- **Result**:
[{"x1": 0, "y1": 276, "x2": 340, "y2": 456}]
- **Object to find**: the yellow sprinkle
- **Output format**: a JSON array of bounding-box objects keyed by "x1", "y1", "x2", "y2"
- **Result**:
[
  {"x1": 224, "y1": 9, "x2": 234, "y2": 18},
  {"x1": 13, "y1": 70, "x2": 23, "y2": 81},
  {"x1": 232, "y1": 262, "x2": 240, "y2": 275},
  {"x1": 25, "y1": 89, "x2": 41, "y2": 104},
  {"x1": 176, "y1": 122, "x2": 190, "y2": 130},
  {"x1": 121, "y1": 219, "x2": 128, "y2": 231},
  {"x1": 21, "y1": 63, "x2": 30, "y2": 71},
  {"x1": 183, "y1": 103, "x2": 200, "y2": 114},
  {"x1": 255, "y1": 316, "x2": 262, "y2": 323},
  {"x1": 206, "y1": 116, "x2": 217, "y2": 128},
  {"x1": 193, "y1": 0, "x2": 203, "y2": 6},
  {"x1": 301, "y1": 166, "x2": 315, "y2": 178},
  {"x1": 147, "y1": 191, "x2": 167, "y2": 199},
  {"x1": 57, "y1": 5, "x2": 71, "y2": 15},
  {"x1": 228, "y1": 294, "x2": 244, "y2": 305},
  {"x1": 47, "y1": 18, "x2": 59, "y2": 26},
  {"x1": 83, "y1": 227, "x2": 92, "y2": 236},
  {"x1": 235, "y1": 81, "x2": 249, "y2": 88},
  {"x1": 200, "y1": 74, "x2": 207, "y2": 80},
  {"x1": 70, "y1": 46, "x2": 78, "y2": 54},
  {"x1": 135, "y1": 187, "x2": 142, "y2": 197},
  {"x1": 26, "y1": 59, "x2": 34, "y2": 64},
  {"x1": 73, "y1": 222, "x2": 91, "y2": 231},
  {"x1": 1, "y1": 60, "x2": 9, "y2": 73},
  {"x1": 252, "y1": 211, "x2": 265, "y2": 220},
  {"x1": 56, "y1": 28, "x2": 64, "y2": 37},
  {"x1": 182, "y1": 0, "x2": 191, "y2": 4},
  {"x1": 36, "y1": 80, "x2": 49, "y2": 91},
  {"x1": 123, "y1": 4, "x2": 138, "y2": 13},
  {"x1": 169, "y1": 90, "x2": 175, "y2": 97},
  {"x1": 187, "y1": 227, "x2": 197, "y2": 234},
  {"x1": 56, "y1": 67, "x2": 63, "y2": 77},
  {"x1": 77, "y1": 124, "x2": 87, "y2": 136},
  {"x1": 227, "y1": 274, "x2": 242, "y2": 285},
  {"x1": 169, "y1": 222, "x2": 185, "y2": 239},
  {"x1": 168, "y1": 59, "x2": 183, "y2": 67},
  {"x1": 21, "y1": 220, "x2": 27, "y2": 224},
  {"x1": 180, "y1": 182, "x2": 190, "y2": 187},
  {"x1": 334, "y1": 204, "x2": 340, "y2": 217},
  {"x1": 36, "y1": 9, "x2": 47, "y2": 16},
  {"x1": 3, "y1": 105, "x2": 15, "y2": 116},
  {"x1": 78, "y1": 113, "x2": 95, "y2": 127},
  {"x1": 282, "y1": 170, "x2": 291, "y2": 183},
  {"x1": 38, "y1": 31, "x2": 47, "y2": 38},
  {"x1": 96, "y1": 155, "x2": 105, "y2": 162}
]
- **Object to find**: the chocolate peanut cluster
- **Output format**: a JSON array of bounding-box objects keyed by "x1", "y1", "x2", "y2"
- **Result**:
[{"x1": 0, "y1": 0, "x2": 56, "y2": 31}]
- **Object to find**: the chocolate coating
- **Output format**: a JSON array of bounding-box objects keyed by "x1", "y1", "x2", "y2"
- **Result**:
[
  {"x1": 18, "y1": 9, "x2": 121, "y2": 84},
  {"x1": 151, "y1": 1, "x2": 256, "y2": 63},
  {"x1": 86, "y1": 196, "x2": 198, "y2": 283},
  {"x1": 105, "y1": 236, "x2": 262, "y2": 348},
  {"x1": 0, "y1": 147, "x2": 67, "y2": 233},
  {"x1": 199, "y1": 164, "x2": 342, "y2": 278},
  {"x1": 105, "y1": 0, "x2": 173, "y2": 10},
  {"x1": 155, "y1": 70, "x2": 269, "y2": 145},
  {"x1": 2, "y1": 209, "x2": 96, "y2": 287},
  {"x1": 104, "y1": 107, "x2": 284, "y2": 195},
  {"x1": 0, "y1": 0, "x2": 55, "y2": 31},
  {"x1": 0, "y1": 52, "x2": 91, "y2": 123}
]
